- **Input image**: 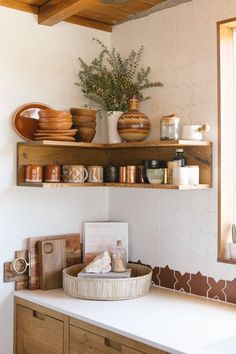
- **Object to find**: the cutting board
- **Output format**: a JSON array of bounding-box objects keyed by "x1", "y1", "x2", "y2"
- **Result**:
[
  {"x1": 38, "y1": 239, "x2": 66, "y2": 290},
  {"x1": 28, "y1": 233, "x2": 81, "y2": 290}
]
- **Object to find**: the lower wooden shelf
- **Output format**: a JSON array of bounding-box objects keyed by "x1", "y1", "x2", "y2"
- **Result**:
[{"x1": 18, "y1": 182, "x2": 210, "y2": 190}]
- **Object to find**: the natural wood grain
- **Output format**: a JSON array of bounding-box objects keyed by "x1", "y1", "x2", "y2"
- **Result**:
[
  {"x1": 38, "y1": 0, "x2": 99, "y2": 25},
  {"x1": 70, "y1": 318, "x2": 167, "y2": 354},
  {"x1": 15, "y1": 304, "x2": 64, "y2": 354},
  {"x1": 65, "y1": 15, "x2": 112, "y2": 32},
  {"x1": 3, "y1": 250, "x2": 29, "y2": 290},
  {"x1": 28, "y1": 233, "x2": 81, "y2": 290},
  {"x1": 38, "y1": 239, "x2": 66, "y2": 290},
  {"x1": 0, "y1": 0, "x2": 38, "y2": 13}
]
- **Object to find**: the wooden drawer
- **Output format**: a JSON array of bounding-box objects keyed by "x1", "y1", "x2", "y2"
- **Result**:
[
  {"x1": 15, "y1": 304, "x2": 64, "y2": 354},
  {"x1": 70, "y1": 318, "x2": 167, "y2": 354}
]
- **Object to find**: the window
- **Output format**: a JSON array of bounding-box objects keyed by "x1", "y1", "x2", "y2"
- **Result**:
[{"x1": 218, "y1": 19, "x2": 236, "y2": 263}]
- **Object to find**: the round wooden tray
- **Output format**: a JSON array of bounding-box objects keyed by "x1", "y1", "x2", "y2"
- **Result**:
[{"x1": 63, "y1": 263, "x2": 152, "y2": 301}]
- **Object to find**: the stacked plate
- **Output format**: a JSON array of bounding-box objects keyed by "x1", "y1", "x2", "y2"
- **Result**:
[
  {"x1": 70, "y1": 108, "x2": 97, "y2": 143},
  {"x1": 34, "y1": 110, "x2": 77, "y2": 141}
]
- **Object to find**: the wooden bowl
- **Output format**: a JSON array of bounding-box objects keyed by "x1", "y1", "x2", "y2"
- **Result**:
[
  {"x1": 72, "y1": 115, "x2": 96, "y2": 124},
  {"x1": 75, "y1": 122, "x2": 96, "y2": 128},
  {"x1": 39, "y1": 117, "x2": 72, "y2": 123},
  {"x1": 70, "y1": 108, "x2": 96, "y2": 116},
  {"x1": 39, "y1": 121, "x2": 73, "y2": 130},
  {"x1": 39, "y1": 109, "x2": 72, "y2": 119},
  {"x1": 78, "y1": 127, "x2": 96, "y2": 142}
]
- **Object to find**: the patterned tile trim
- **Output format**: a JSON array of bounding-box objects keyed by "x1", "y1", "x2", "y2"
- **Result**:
[{"x1": 133, "y1": 261, "x2": 236, "y2": 305}]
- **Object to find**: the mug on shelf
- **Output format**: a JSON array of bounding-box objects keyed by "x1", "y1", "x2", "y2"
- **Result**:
[
  {"x1": 87, "y1": 166, "x2": 103, "y2": 183},
  {"x1": 172, "y1": 167, "x2": 189, "y2": 185},
  {"x1": 62, "y1": 165, "x2": 88, "y2": 183},
  {"x1": 25, "y1": 165, "x2": 43, "y2": 183},
  {"x1": 44, "y1": 165, "x2": 61, "y2": 183}
]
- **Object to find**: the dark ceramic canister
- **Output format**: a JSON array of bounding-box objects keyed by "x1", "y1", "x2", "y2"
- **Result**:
[
  {"x1": 104, "y1": 166, "x2": 119, "y2": 183},
  {"x1": 142, "y1": 160, "x2": 167, "y2": 183}
]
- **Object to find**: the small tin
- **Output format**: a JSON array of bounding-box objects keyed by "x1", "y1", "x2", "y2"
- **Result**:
[
  {"x1": 45, "y1": 165, "x2": 61, "y2": 183},
  {"x1": 119, "y1": 166, "x2": 127, "y2": 183},
  {"x1": 25, "y1": 165, "x2": 43, "y2": 183},
  {"x1": 126, "y1": 166, "x2": 136, "y2": 184},
  {"x1": 104, "y1": 166, "x2": 119, "y2": 183},
  {"x1": 136, "y1": 165, "x2": 144, "y2": 183}
]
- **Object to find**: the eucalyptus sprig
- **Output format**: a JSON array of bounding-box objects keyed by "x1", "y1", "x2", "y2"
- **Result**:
[{"x1": 76, "y1": 38, "x2": 163, "y2": 112}]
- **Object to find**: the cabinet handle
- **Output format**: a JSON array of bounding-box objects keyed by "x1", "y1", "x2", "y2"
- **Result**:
[
  {"x1": 33, "y1": 310, "x2": 45, "y2": 321},
  {"x1": 104, "y1": 337, "x2": 122, "y2": 351}
]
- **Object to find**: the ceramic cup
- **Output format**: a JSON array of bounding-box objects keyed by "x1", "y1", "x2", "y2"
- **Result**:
[
  {"x1": 87, "y1": 166, "x2": 103, "y2": 183},
  {"x1": 25, "y1": 165, "x2": 43, "y2": 183},
  {"x1": 62, "y1": 165, "x2": 88, "y2": 183},
  {"x1": 45, "y1": 165, "x2": 61, "y2": 183},
  {"x1": 104, "y1": 166, "x2": 119, "y2": 182},
  {"x1": 172, "y1": 167, "x2": 189, "y2": 185}
]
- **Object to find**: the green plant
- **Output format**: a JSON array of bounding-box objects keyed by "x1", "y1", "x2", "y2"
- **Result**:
[
  {"x1": 232, "y1": 224, "x2": 236, "y2": 243},
  {"x1": 76, "y1": 38, "x2": 163, "y2": 112}
]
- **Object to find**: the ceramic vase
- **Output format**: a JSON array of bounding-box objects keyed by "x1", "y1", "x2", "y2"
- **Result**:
[
  {"x1": 117, "y1": 97, "x2": 151, "y2": 142},
  {"x1": 107, "y1": 111, "x2": 123, "y2": 143}
]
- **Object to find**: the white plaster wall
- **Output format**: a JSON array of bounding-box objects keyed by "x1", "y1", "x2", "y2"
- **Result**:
[
  {"x1": 110, "y1": 0, "x2": 236, "y2": 281},
  {"x1": 0, "y1": 8, "x2": 110, "y2": 354}
]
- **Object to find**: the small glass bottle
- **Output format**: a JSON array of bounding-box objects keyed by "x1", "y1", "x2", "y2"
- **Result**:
[
  {"x1": 111, "y1": 240, "x2": 127, "y2": 272},
  {"x1": 173, "y1": 149, "x2": 187, "y2": 167}
]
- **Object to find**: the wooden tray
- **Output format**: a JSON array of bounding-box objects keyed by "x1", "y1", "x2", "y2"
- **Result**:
[{"x1": 63, "y1": 263, "x2": 152, "y2": 300}]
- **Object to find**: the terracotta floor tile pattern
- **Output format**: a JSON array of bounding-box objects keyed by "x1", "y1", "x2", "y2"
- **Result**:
[{"x1": 135, "y1": 260, "x2": 236, "y2": 306}]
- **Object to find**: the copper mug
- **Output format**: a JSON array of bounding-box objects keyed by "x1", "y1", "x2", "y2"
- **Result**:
[
  {"x1": 87, "y1": 166, "x2": 103, "y2": 183},
  {"x1": 45, "y1": 165, "x2": 61, "y2": 183},
  {"x1": 62, "y1": 165, "x2": 88, "y2": 183},
  {"x1": 25, "y1": 165, "x2": 43, "y2": 183}
]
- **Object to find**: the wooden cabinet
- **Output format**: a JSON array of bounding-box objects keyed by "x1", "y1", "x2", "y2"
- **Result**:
[
  {"x1": 17, "y1": 140, "x2": 212, "y2": 190},
  {"x1": 14, "y1": 297, "x2": 167, "y2": 354},
  {"x1": 14, "y1": 298, "x2": 68, "y2": 354},
  {"x1": 70, "y1": 317, "x2": 167, "y2": 354}
]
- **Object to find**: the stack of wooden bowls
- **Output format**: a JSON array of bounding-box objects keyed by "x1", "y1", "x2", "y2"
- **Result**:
[
  {"x1": 70, "y1": 108, "x2": 97, "y2": 143},
  {"x1": 34, "y1": 110, "x2": 77, "y2": 142}
]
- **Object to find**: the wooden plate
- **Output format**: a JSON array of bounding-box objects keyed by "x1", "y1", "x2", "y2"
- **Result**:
[
  {"x1": 12, "y1": 102, "x2": 51, "y2": 141},
  {"x1": 34, "y1": 131, "x2": 77, "y2": 137},
  {"x1": 34, "y1": 136, "x2": 76, "y2": 141}
]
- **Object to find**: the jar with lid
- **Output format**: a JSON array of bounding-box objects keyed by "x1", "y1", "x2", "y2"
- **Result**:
[
  {"x1": 173, "y1": 149, "x2": 187, "y2": 167},
  {"x1": 160, "y1": 115, "x2": 180, "y2": 140},
  {"x1": 111, "y1": 240, "x2": 127, "y2": 272}
]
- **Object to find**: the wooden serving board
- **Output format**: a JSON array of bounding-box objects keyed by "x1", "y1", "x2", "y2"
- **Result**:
[
  {"x1": 28, "y1": 233, "x2": 81, "y2": 290},
  {"x1": 38, "y1": 239, "x2": 66, "y2": 290}
]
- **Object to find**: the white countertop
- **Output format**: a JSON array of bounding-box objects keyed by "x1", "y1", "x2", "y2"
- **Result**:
[{"x1": 15, "y1": 286, "x2": 236, "y2": 354}]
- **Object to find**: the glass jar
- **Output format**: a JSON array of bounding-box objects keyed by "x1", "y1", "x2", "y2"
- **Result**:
[
  {"x1": 111, "y1": 240, "x2": 127, "y2": 272},
  {"x1": 160, "y1": 116, "x2": 180, "y2": 140}
]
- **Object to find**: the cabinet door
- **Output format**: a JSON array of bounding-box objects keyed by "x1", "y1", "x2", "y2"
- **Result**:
[
  {"x1": 70, "y1": 325, "x2": 166, "y2": 354},
  {"x1": 15, "y1": 304, "x2": 64, "y2": 354}
]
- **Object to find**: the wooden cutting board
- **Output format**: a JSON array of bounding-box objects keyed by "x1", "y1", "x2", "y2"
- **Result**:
[
  {"x1": 28, "y1": 233, "x2": 81, "y2": 290},
  {"x1": 38, "y1": 239, "x2": 66, "y2": 290}
]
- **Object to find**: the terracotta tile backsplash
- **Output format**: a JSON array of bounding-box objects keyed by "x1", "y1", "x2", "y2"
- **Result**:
[{"x1": 134, "y1": 260, "x2": 236, "y2": 306}]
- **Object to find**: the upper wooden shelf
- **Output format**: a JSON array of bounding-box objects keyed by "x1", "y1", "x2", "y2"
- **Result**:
[{"x1": 18, "y1": 139, "x2": 212, "y2": 148}]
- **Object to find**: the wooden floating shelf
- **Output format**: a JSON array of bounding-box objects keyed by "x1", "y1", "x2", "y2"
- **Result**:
[
  {"x1": 19, "y1": 140, "x2": 212, "y2": 148},
  {"x1": 17, "y1": 140, "x2": 213, "y2": 189},
  {"x1": 217, "y1": 257, "x2": 236, "y2": 265},
  {"x1": 18, "y1": 182, "x2": 210, "y2": 190}
]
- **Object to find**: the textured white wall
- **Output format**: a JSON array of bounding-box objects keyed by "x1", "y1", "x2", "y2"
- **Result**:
[
  {"x1": 110, "y1": 0, "x2": 236, "y2": 281},
  {"x1": 0, "y1": 7, "x2": 110, "y2": 354}
]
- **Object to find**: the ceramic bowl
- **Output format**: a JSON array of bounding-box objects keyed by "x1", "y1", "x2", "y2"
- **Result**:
[
  {"x1": 146, "y1": 168, "x2": 164, "y2": 184},
  {"x1": 70, "y1": 108, "x2": 96, "y2": 116},
  {"x1": 39, "y1": 121, "x2": 73, "y2": 130},
  {"x1": 39, "y1": 109, "x2": 72, "y2": 119},
  {"x1": 78, "y1": 127, "x2": 96, "y2": 142}
]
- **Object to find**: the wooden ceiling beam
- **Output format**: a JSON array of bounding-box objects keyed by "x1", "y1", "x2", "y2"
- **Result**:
[
  {"x1": 0, "y1": 0, "x2": 38, "y2": 14},
  {"x1": 38, "y1": 0, "x2": 99, "y2": 26}
]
